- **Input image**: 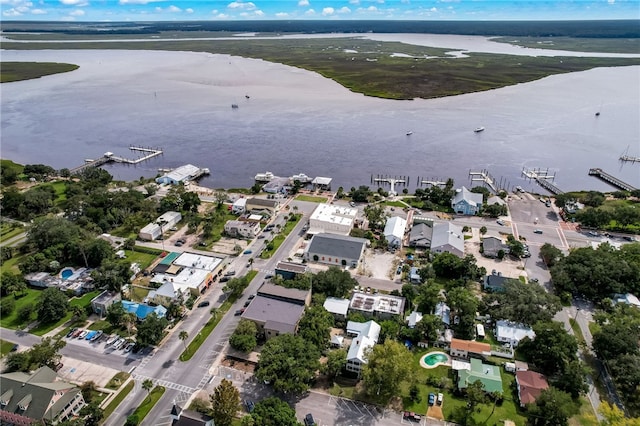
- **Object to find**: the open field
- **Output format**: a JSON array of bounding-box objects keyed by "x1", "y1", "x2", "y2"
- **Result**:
[
  {"x1": 0, "y1": 61, "x2": 79, "y2": 83},
  {"x1": 2, "y1": 37, "x2": 639, "y2": 99}
]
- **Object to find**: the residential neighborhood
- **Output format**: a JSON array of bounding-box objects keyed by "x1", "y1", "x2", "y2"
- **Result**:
[{"x1": 0, "y1": 162, "x2": 639, "y2": 426}]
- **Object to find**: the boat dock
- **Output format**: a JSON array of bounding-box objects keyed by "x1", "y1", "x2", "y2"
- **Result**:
[
  {"x1": 469, "y1": 169, "x2": 499, "y2": 193},
  {"x1": 418, "y1": 177, "x2": 447, "y2": 187},
  {"x1": 620, "y1": 155, "x2": 640, "y2": 164},
  {"x1": 588, "y1": 168, "x2": 637, "y2": 192},
  {"x1": 522, "y1": 168, "x2": 563, "y2": 195},
  {"x1": 372, "y1": 175, "x2": 408, "y2": 197},
  {"x1": 70, "y1": 146, "x2": 163, "y2": 174}
]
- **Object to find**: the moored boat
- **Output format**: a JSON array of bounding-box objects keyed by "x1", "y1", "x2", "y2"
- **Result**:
[{"x1": 474, "y1": 127, "x2": 485, "y2": 133}]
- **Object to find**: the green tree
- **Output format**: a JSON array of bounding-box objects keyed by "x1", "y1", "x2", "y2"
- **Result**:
[
  {"x1": 415, "y1": 314, "x2": 441, "y2": 344},
  {"x1": 91, "y1": 259, "x2": 132, "y2": 292},
  {"x1": 363, "y1": 204, "x2": 388, "y2": 231},
  {"x1": 401, "y1": 283, "x2": 417, "y2": 307},
  {"x1": 106, "y1": 301, "x2": 126, "y2": 328},
  {"x1": 351, "y1": 185, "x2": 371, "y2": 203},
  {"x1": 506, "y1": 234, "x2": 525, "y2": 258},
  {"x1": 250, "y1": 397, "x2": 301, "y2": 426},
  {"x1": 136, "y1": 313, "x2": 168, "y2": 347},
  {"x1": 229, "y1": 319, "x2": 258, "y2": 352},
  {"x1": 37, "y1": 287, "x2": 69, "y2": 324},
  {"x1": 379, "y1": 319, "x2": 400, "y2": 343},
  {"x1": 79, "y1": 401, "x2": 104, "y2": 426},
  {"x1": 297, "y1": 305, "x2": 334, "y2": 350},
  {"x1": 323, "y1": 348, "x2": 347, "y2": 380},
  {"x1": 519, "y1": 321, "x2": 578, "y2": 376},
  {"x1": 312, "y1": 267, "x2": 358, "y2": 298},
  {"x1": 362, "y1": 339, "x2": 413, "y2": 400},
  {"x1": 142, "y1": 379, "x2": 153, "y2": 398},
  {"x1": 539, "y1": 243, "x2": 564, "y2": 267},
  {"x1": 0, "y1": 297, "x2": 16, "y2": 318},
  {"x1": 6, "y1": 337, "x2": 65, "y2": 372},
  {"x1": 447, "y1": 287, "x2": 479, "y2": 339},
  {"x1": 555, "y1": 359, "x2": 589, "y2": 399},
  {"x1": 1, "y1": 272, "x2": 27, "y2": 297},
  {"x1": 178, "y1": 330, "x2": 189, "y2": 350},
  {"x1": 527, "y1": 387, "x2": 578, "y2": 426},
  {"x1": 17, "y1": 303, "x2": 35, "y2": 324},
  {"x1": 210, "y1": 379, "x2": 241, "y2": 426},
  {"x1": 415, "y1": 283, "x2": 442, "y2": 314},
  {"x1": 255, "y1": 334, "x2": 320, "y2": 395},
  {"x1": 486, "y1": 280, "x2": 561, "y2": 327},
  {"x1": 464, "y1": 380, "x2": 487, "y2": 421}
]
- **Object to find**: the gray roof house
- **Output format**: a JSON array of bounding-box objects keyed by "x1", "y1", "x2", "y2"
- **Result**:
[
  {"x1": 409, "y1": 223, "x2": 433, "y2": 248},
  {"x1": 304, "y1": 233, "x2": 368, "y2": 268},
  {"x1": 482, "y1": 235, "x2": 508, "y2": 258},
  {"x1": 384, "y1": 216, "x2": 407, "y2": 249},
  {"x1": 0, "y1": 366, "x2": 85, "y2": 425},
  {"x1": 451, "y1": 186, "x2": 484, "y2": 215},
  {"x1": 241, "y1": 295, "x2": 306, "y2": 340},
  {"x1": 431, "y1": 222, "x2": 465, "y2": 258},
  {"x1": 483, "y1": 271, "x2": 511, "y2": 292},
  {"x1": 323, "y1": 297, "x2": 351, "y2": 319}
]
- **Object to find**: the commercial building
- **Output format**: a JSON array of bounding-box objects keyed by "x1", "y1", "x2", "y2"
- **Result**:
[
  {"x1": 0, "y1": 366, "x2": 85, "y2": 425},
  {"x1": 274, "y1": 261, "x2": 308, "y2": 280},
  {"x1": 349, "y1": 292, "x2": 405, "y2": 319},
  {"x1": 308, "y1": 204, "x2": 358, "y2": 236},
  {"x1": 139, "y1": 211, "x2": 182, "y2": 241},
  {"x1": 156, "y1": 164, "x2": 208, "y2": 185},
  {"x1": 224, "y1": 220, "x2": 261, "y2": 239},
  {"x1": 305, "y1": 233, "x2": 368, "y2": 268}
]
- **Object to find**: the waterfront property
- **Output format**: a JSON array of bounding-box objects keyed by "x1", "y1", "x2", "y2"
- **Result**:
[
  {"x1": 451, "y1": 186, "x2": 483, "y2": 216},
  {"x1": 245, "y1": 197, "x2": 280, "y2": 216},
  {"x1": 384, "y1": 216, "x2": 407, "y2": 249},
  {"x1": 231, "y1": 198, "x2": 247, "y2": 214},
  {"x1": 304, "y1": 233, "x2": 368, "y2": 268},
  {"x1": 155, "y1": 164, "x2": 209, "y2": 185},
  {"x1": 0, "y1": 366, "x2": 85, "y2": 425},
  {"x1": 408, "y1": 222, "x2": 432, "y2": 249}
]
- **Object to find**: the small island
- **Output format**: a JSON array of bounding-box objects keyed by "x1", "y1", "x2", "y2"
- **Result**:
[{"x1": 1, "y1": 62, "x2": 79, "y2": 83}]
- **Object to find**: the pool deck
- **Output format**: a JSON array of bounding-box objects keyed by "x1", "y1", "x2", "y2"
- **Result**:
[{"x1": 420, "y1": 351, "x2": 452, "y2": 369}]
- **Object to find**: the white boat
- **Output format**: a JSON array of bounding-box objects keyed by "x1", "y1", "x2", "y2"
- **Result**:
[
  {"x1": 474, "y1": 127, "x2": 485, "y2": 133},
  {"x1": 406, "y1": 131, "x2": 413, "y2": 136},
  {"x1": 255, "y1": 171, "x2": 275, "y2": 182},
  {"x1": 291, "y1": 173, "x2": 312, "y2": 183}
]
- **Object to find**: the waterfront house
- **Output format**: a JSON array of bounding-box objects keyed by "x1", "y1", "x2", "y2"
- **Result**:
[
  {"x1": 384, "y1": 216, "x2": 407, "y2": 249},
  {"x1": 431, "y1": 222, "x2": 465, "y2": 258},
  {"x1": 451, "y1": 186, "x2": 484, "y2": 215},
  {"x1": 156, "y1": 164, "x2": 207, "y2": 185},
  {"x1": 245, "y1": 197, "x2": 280, "y2": 216},
  {"x1": 408, "y1": 223, "x2": 432, "y2": 249}
]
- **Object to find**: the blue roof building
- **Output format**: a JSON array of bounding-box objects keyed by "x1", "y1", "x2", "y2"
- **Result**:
[{"x1": 121, "y1": 300, "x2": 167, "y2": 321}]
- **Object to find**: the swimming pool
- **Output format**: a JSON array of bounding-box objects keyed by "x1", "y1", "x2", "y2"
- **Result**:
[
  {"x1": 420, "y1": 351, "x2": 451, "y2": 369},
  {"x1": 60, "y1": 268, "x2": 74, "y2": 280}
]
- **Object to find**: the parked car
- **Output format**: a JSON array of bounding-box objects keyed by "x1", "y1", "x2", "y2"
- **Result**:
[
  {"x1": 244, "y1": 300, "x2": 251, "y2": 307},
  {"x1": 197, "y1": 301, "x2": 210, "y2": 308},
  {"x1": 248, "y1": 294, "x2": 256, "y2": 300},
  {"x1": 533, "y1": 229, "x2": 543, "y2": 234},
  {"x1": 124, "y1": 342, "x2": 135, "y2": 352},
  {"x1": 72, "y1": 329, "x2": 83, "y2": 338},
  {"x1": 243, "y1": 249, "x2": 252, "y2": 255},
  {"x1": 91, "y1": 330, "x2": 103, "y2": 341},
  {"x1": 225, "y1": 270, "x2": 236, "y2": 277},
  {"x1": 403, "y1": 412, "x2": 421, "y2": 422},
  {"x1": 623, "y1": 236, "x2": 635, "y2": 242},
  {"x1": 428, "y1": 393, "x2": 436, "y2": 406},
  {"x1": 304, "y1": 413, "x2": 316, "y2": 426},
  {"x1": 54, "y1": 362, "x2": 64, "y2": 372},
  {"x1": 530, "y1": 278, "x2": 539, "y2": 283},
  {"x1": 257, "y1": 235, "x2": 265, "y2": 239},
  {"x1": 105, "y1": 335, "x2": 117, "y2": 346},
  {"x1": 219, "y1": 276, "x2": 230, "y2": 283},
  {"x1": 66, "y1": 327, "x2": 78, "y2": 338},
  {"x1": 85, "y1": 331, "x2": 97, "y2": 340},
  {"x1": 78, "y1": 330, "x2": 89, "y2": 339},
  {"x1": 437, "y1": 393, "x2": 444, "y2": 405},
  {"x1": 265, "y1": 274, "x2": 273, "y2": 279},
  {"x1": 234, "y1": 309, "x2": 245, "y2": 316},
  {"x1": 10, "y1": 344, "x2": 18, "y2": 352},
  {"x1": 175, "y1": 241, "x2": 183, "y2": 247},
  {"x1": 588, "y1": 231, "x2": 600, "y2": 237},
  {"x1": 496, "y1": 219, "x2": 505, "y2": 226}
]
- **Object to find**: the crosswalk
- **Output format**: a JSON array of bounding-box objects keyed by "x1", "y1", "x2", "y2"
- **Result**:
[{"x1": 132, "y1": 374, "x2": 195, "y2": 394}]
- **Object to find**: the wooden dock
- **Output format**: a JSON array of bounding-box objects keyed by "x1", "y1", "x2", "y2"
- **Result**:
[
  {"x1": 588, "y1": 168, "x2": 637, "y2": 192},
  {"x1": 620, "y1": 155, "x2": 640, "y2": 164},
  {"x1": 522, "y1": 168, "x2": 564, "y2": 195},
  {"x1": 469, "y1": 169, "x2": 498, "y2": 193},
  {"x1": 70, "y1": 146, "x2": 163, "y2": 174}
]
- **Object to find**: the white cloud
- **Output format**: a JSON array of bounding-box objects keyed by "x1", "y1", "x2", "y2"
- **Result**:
[
  {"x1": 367, "y1": 5, "x2": 377, "y2": 11},
  {"x1": 275, "y1": 11, "x2": 289, "y2": 17},
  {"x1": 167, "y1": 4, "x2": 180, "y2": 11},
  {"x1": 60, "y1": 0, "x2": 88, "y2": 5},
  {"x1": 304, "y1": 8, "x2": 315, "y2": 14},
  {"x1": 69, "y1": 8, "x2": 84, "y2": 15},
  {"x1": 211, "y1": 8, "x2": 218, "y2": 13},
  {"x1": 338, "y1": 6, "x2": 350, "y2": 13},
  {"x1": 429, "y1": 6, "x2": 437, "y2": 12},
  {"x1": 31, "y1": 8, "x2": 46, "y2": 13},
  {"x1": 215, "y1": 12, "x2": 228, "y2": 18},
  {"x1": 2, "y1": 8, "x2": 22, "y2": 15},
  {"x1": 297, "y1": 0, "x2": 308, "y2": 5},
  {"x1": 119, "y1": 0, "x2": 164, "y2": 4},
  {"x1": 608, "y1": 0, "x2": 615, "y2": 3},
  {"x1": 322, "y1": 6, "x2": 334, "y2": 15},
  {"x1": 254, "y1": 9, "x2": 264, "y2": 15},
  {"x1": 349, "y1": 0, "x2": 359, "y2": 4},
  {"x1": 185, "y1": 7, "x2": 193, "y2": 13},
  {"x1": 227, "y1": 1, "x2": 255, "y2": 10},
  {"x1": 1, "y1": 0, "x2": 34, "y2": 15}
]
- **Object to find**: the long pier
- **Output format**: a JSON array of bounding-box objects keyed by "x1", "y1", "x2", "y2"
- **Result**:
[
  {"x1": 588, "y1": 168, "x2": 637, "y2": 192},
  {"x1": 70, "y1": 146, "x2": 163, "y2": 174},
  {"x1": 620, "y1": 155, "x2": 640, "y2": 164},
  {"x1": 522, "y1": 168, "x2": 563, "y2": 195},
  {"x1": 469, "y1": 169, "x2": 498, "y2": 193}
]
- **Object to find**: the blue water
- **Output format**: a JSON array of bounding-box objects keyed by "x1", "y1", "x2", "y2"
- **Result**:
[
  {"x1": 424, "y1": 352, "x2": 449, "y2": 366},
  {"x1": 61, "y1": 268, "x2": 73, "y2": 280}
]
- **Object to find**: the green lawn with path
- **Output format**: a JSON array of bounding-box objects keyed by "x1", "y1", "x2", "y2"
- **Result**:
[
  {"x1": 0, "y1": 339, "x2": 16, "y2": 356},
  {"x1": 102, "y1": 380, "x2": 134, "y2": 422},
  {"x1": 295, "y1": 194, "x2": 328, "y2": 203}
]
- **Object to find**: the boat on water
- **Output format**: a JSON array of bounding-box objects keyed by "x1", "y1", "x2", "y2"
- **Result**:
[
  {"x1": 406, "y1": 131, "x2": 413, "y2": 136},
  {"x1": 474, "y1": 127, "x2": 485, "y2": 133},
  {"x1": 255, "y1": 171, "x2": 275, "y2": 182},
  {"x1": 595, "y1": 112, "x2": 600, "y2": 117},
  {"x1": 245, "y1": 95, "x2": 250, "y2": 99},
  {"x1": 231, "y1": 104, "x2": 239, "y2": 109}
]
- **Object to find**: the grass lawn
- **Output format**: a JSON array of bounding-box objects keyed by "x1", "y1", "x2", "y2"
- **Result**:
[
  {"x1": 0, "y1": 288, "x2": 42, "y2": 329},
  {"x1": 0, "y1": 224, "x2": 25, "y2": 242},
  {"x1": 569, "y1": 319, "x2": 586, "y2": 347},
  {"x1": 38, "y1": 181, "x2": 67, "y2": 205},
  {"x1": 106, "y1": 372, "x2": 131, "y2": 390},
  {"x1": 0, "y1": 339, "x2": 16, "y2": 356},
  {"x1": 0, "y1": 252, "x2": 28, "y2": 274},
  {"x1": 295, "y1": 194, "x2": 328, "y2": 203},
  {"x1": 102, "y1": 380, "x2": 134, "y2": 421},
  {"x1": 131, "y1": 386, "x2": 165, "y2": 424},
  {"x1": 382, "y1": 200, "x2": 409, "y2": 208},
  {"x1": 124, "y1": 249, "x2": 160, "y2": 270},
  {"x1": 29, "y1": 290, "x2": 101, "y2": 336},
  {"x1": 130, "y1": 286, "x2": 150, "y2": 302}
]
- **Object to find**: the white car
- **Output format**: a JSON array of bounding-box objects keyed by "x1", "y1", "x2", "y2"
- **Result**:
[{"x1": 105, "y1": 335, "x2": 118, "y2": 346}]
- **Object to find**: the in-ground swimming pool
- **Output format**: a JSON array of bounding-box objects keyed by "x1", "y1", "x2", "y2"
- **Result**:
[
  {"x1": 60, "y1": 268, "x2": 74, "y2": 280},
  {"x1": 420, "y1": 351, "x2": 451, "y2": 369}
]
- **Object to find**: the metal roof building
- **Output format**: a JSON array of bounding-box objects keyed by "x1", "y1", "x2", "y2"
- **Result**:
[{"x1": 304, "y1": 233, "x2": 367, "y2": 268}]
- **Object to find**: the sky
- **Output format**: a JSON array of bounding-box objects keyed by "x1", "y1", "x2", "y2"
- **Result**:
[{"x1": 1, "y1": 0, "x2": 639, "y2": 22}]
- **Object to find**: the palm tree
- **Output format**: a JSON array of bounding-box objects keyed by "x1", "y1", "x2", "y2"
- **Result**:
[
  {"x1": 209, "y1": 308, "x2": 218, "y2": 320},
  {"x1": 178, "y1": 330, "x2": 188, "y2": 350},
  {"x1": 142, "y1": 379, "x2": 153, "y2": 398},
  {"x1": 141, "y1": 379, "x2": 153, "y2": 400}
]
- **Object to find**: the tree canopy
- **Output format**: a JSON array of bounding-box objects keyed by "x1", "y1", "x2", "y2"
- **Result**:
[
  {"x1": 526, "y1": 387, "x2": 578, "y2": 426},
  {"x1": 6, "y1": 337, "x2": 65, "y2": 372},
  {"x1": 135, "y1": 313, "x2": 168, "y2": 347},
  {"x1": 297, "y1": 305, "x2": 334, "y2": 350},
  {"x1": 256, "y1": 334, "x2": 320, "y2": 395},
  {"x1": 210, "y1": 379, "x2": 241, "y2": 426},
  {"x1": 249, "y1": 397, "x2": 301, "y2": 426},
  {"x1": 229, "y1": 319, "x2": 258, "y2": 353},
  {"x1": 432, "y1": 253, "x2": 485, "y2": 281},
  {"x1": 312, "y1": 267, "x2": 358, "y2": 298},
  {"x1": 37, "y1": 287, "x2": 69, "y2": 324},
  {"x1": 361, "y1": 339, "x2": 413, "y2": 401},
  {"x1": 519, "y1": 321, "x2": 578, "y2": 377},
  {"x1": 486, "y1": 280, "x2": 561, "y2": 327}
]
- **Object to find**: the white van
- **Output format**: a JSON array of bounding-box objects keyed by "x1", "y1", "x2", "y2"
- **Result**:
[{"x1": 476, "y1": 324, "x2": 486, "y2": 340}]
